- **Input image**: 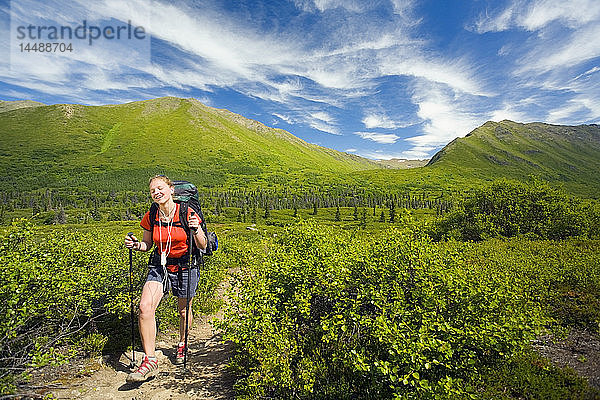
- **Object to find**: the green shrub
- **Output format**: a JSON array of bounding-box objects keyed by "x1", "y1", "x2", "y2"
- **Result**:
[
  {"x1": 79, "y1": 333, "x2": 108, "y2": 358},
  {"x1": 456, "y1": 238, "x2": 600, "y2": 333},
  {"x1": 432, "y1": 179, "x2": 592, "y2": 241},
  {"x1": 219, "y1": 222, "x2": 548, "y2": 399},
  {"x1": 0, "y1": 219, "x2": 147, "y2": 394}
]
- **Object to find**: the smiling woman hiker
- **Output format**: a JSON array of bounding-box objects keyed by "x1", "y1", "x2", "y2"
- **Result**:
[{"x1": 124, "y1": 174, "x2": 207, "y2": 382}]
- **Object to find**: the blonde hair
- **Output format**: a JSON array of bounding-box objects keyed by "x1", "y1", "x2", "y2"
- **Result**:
[{"x1": 149, "y1": 174, "x2": 173, "y2": 187}]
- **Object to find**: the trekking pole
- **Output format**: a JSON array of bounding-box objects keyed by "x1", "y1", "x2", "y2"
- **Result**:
[
  {"x1": 127, "y1": 232, "x2": 136, "y2": 369},
  {"x1": 183, "y1": 212, "x2": 195, "y2": 371}
]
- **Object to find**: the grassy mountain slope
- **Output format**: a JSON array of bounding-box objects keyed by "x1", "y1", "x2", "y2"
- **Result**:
[
  {"x1": 353, "y1": 120, "x2": 600, "y2": 197},
  {"x1": 0, "y1": 100, "x2": 44, "y2": 113},
  {"x1": 428, "y1": 121, "x2": 600, "y2": 175},
  {"x1": 2, "y1": 99, "x2": 599, "y2": 197},
  {"x1": 0, "y1": 97, "x2": 379, "y2": 191}
]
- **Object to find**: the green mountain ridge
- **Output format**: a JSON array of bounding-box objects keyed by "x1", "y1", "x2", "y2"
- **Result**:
[
  {"x1": 1, "y1": 98, "x2": 599, "y2": 197},
  {"x1": 352, "y1": 120, "x2": 600, "y2": 197},
  {"x1": 0, "y1": 99, "x2": 45, "y2": 113},
  {"x1": 0, "y1": 96, "x2": 379, "y2": 191},
  {"x1": 427, "y1": 120, "x2": 600, "y2": 182}
]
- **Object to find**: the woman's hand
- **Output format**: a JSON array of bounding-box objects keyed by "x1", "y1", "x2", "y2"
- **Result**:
[
  {"x1": 189, "y1": 212, "x2": 207, "y2": 250},
  {"x1": 124, "y1": 234, "x2": 138, "y2": 249},
  {"x1": 189, "y1": 213, "x2": 201, "y2": 232}
]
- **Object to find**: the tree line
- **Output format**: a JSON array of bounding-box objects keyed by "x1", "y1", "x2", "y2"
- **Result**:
[{"x1": 0, "y1": 187, "x2": 454, "y2": 225}]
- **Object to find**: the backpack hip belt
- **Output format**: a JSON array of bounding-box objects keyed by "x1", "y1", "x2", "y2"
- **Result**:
[{"x1": 149, "y1": 249, "x2": 196, "y2": 269}]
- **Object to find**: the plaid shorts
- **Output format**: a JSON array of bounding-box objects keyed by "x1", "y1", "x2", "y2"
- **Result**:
[{"x1": 146, "y1": 265, "x2": 199, "y2": 298}]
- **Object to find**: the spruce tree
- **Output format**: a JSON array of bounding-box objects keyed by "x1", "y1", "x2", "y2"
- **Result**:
[
  {"x1": 91, "y1": 206, "x2": 101, "y2": 221},
  {"x1": 360, "y1": 207, "x2": 367, "y2": 229},
  {"x1": 55, "y1": 205, "x2": 66, "y2": 224}
]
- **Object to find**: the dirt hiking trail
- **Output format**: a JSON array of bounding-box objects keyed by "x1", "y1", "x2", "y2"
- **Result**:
[{"x1": 48, "y1": 278, "x2": 235, "y2": 400}]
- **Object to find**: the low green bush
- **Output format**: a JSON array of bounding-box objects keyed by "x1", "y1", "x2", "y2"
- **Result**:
[
  {"x1": 219, "y1": 222, "x2": 549, "y2": 399},
  {"x1": 432, "y1": 179, "x2": 596, "y2": 241},
  {"x1": 456, "y1": 238, "x2": 600, "y2": 334},
  {"x1": 0, "y1": 219, "x2": 147, "y2": 394}
]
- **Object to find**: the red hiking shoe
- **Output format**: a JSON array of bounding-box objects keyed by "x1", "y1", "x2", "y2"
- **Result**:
[
  {"x1": 126, "y1": 355, "x2": 158, "y2": 382},
  {"x1": 176, "y1": 342, "x2": 186, "y2": 364}
]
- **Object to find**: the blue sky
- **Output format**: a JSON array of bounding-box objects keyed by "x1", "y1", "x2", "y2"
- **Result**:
[{"x1": 1, "y1": 0, "x2": 599, "y2": 160}]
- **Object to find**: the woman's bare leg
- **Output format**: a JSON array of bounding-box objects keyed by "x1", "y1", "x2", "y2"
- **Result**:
[
  {"x1": 178, "y1": 297, "x2": 193, "y2": 343},
  {"x1": 138, "y1": 281, "x2": 163, "y2": 357}
]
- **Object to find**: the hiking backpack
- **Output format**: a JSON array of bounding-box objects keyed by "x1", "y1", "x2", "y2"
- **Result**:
[{"x1": 148, "y1": 180, "x2": 218, "y2": 262}]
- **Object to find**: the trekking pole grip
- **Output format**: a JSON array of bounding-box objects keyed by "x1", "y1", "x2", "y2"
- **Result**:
[{"x1": 127, "y1": 232, "x2": 135, "y2": 263}]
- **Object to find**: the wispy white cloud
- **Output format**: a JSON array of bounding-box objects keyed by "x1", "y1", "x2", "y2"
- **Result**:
[
  {"x1": 2, "y1": 0, "x2": 154, "y2": 104},
  {"x1": 304, "y1": 110, "x2": 340, "y2": 134},
  {"x1": 572, "y1": 95, "x2": 600, "y2": 123},
  {"x1": 354, "y1": 131, "x2": 400, "y2": 144},
  {"x1": 312, "y1": 111, "x2": 336, "y2": 124},
  {"x1": 473, "y1": 6, "x2": 514, "y2": 33},
  {"x1": 573, "y1": 66, "x2": 600, "y2": 81},
  {"x1": 497, "y1": 44, "x2": 512, "y2": 56},
  {"x1": 545, "y1": 86, "x2": 600, "y2": 124},
  {"x1": 517, "y1": 23, "x2": 600, "y2": 74},
  {"x1": 473, "y1": 0, "x2": 600, "y2": 33},
  {"x1": 133, "y1": 3, "x2": 292, "y2": 79},
  {"x1": 88, "y1": 0, "x2": 485, "y2": 118},
  {"x1": 468, "y1": 0, "x2": 600, "y2": 131},
  {"x1": 489, "y1": 103, "x2": 531, "y2": 123},
  {"x1": 378, "y1": 53, "x2": 491, "y2": 96},
  {"x1": 521, "y1": 0, "x2": 600, "y2": 30},
  {"x1": 405, "y1": 82, "x2": 485, "y2": 154},
  {"x1": 472, "y1": 0, "x2": 600, "y2": 76},
  {"x1": 270, "y1": 109, "x2": 341, "y2": 135},
  {"x1": 273, "y1": 112, "x2": 293, "y2": 124},
  {"x1": 546, "y1": 101, "x2": 588, "y2": 124},
  {"x1": 307, "y1": 119, "x2": 341, "y2": 135},
  {"x1": 294, "y1": 0, "x2": 368, "y2": 13},
  {"x1": 390, "y1": 0, "x2": 416, "y2": 16},
  {"x1": 362, "y1": 112, "x2": 406, "y2": 129}
]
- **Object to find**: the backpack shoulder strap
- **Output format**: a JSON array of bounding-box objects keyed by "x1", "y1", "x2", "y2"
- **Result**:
[
  {"x1": 179, "y1": 201, "x2": 202, "y2": 260},
  {"x1": 179, "y1": 201, "x2": 190, "y2": 233},
  {"x1": 149, "y1": 202, "x2": 159, "y2": 229}
]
